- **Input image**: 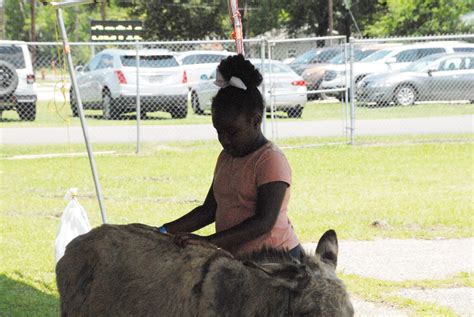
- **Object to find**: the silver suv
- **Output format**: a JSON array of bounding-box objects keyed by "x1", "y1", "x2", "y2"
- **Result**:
[
  {"x1": 72, "y1": 49, "x2": 188, "y2": 119},
  {"x1": 0, "y1": 41, "x2": 37, "y2": 121}
]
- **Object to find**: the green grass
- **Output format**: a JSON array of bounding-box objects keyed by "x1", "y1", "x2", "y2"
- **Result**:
[
  {"x1": 1, "y1": 137, "x2": 473, "y2": 316},
  {"x1": 1, "y1": 99, "x2": 473, "y2": 127}
]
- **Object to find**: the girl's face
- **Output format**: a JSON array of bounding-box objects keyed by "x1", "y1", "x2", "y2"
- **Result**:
[{"x1": 212, "y1": 109, "x2": 263, "y2": 157}]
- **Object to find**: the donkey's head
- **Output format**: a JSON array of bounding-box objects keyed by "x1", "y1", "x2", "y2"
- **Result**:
[{"x1": 243, "y1": 230, "x2": 354, "y2": 316}]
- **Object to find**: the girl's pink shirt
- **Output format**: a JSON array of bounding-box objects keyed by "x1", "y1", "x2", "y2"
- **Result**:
[{"x1": 213, "y1": 142, "x2": 300, "y2": 255}]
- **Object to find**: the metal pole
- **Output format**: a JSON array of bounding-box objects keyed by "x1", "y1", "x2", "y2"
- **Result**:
[
  {"x1": 267, "y1": 41, "x2": 277, "y2": 142},
  {"x1": 344, "y1": 42, "x2": 350, "y2": 142},
  {"x1": 228, "y1": 0, "x2": 245, "y2": 55},
  {"x1": 135, "y1": 41, "x2": 141, "y2": 154},
  {"x1": 56, "y1": 8, "x2": 108, "y2": 224},
  {"x1": 349, "y1": 39, "x2": 356, "y2": 145},
  {"x1": 260, "y1": 37, "x2": 266, "y2": 136}
]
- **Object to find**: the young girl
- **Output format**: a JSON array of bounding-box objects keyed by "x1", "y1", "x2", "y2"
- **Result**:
[{"x1": 161, "y1": 54, "x2": 301, "y2": 258}]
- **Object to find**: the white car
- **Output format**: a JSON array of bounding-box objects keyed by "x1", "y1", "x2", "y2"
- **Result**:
[
  {"x1": 320, "y1": 41, "x2": 474, "y2": 99},
  {"x1": 71, "y1": 49, "x2": 188, "y2": 119},
  {"x1": 0, "y1": 40, "x2": 37, "y2": 121},
  {"x1": 191, "y1": 59, "x2": 307, "y2": 118},
  {"x1": 176, "y1": 50, "x2": 233, "y2": 90}
]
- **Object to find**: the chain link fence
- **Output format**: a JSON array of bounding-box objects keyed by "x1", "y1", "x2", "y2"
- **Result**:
[
  {"x1": 1, "y1": 34, "x2": 473, "y2": 147},
  {"x1": 345, "y1": 34, "x2": 474, "y2": 144}
]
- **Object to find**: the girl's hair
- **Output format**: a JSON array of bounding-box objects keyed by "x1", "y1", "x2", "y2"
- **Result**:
[{"x1": 212, "y1": 54, "x2": 264, "y2": 118}]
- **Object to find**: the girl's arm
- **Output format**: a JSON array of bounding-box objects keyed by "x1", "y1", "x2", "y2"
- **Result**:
[
  {"x1": 207, "y1": 181, "x2": 287, "y2": 251},
  {"x1": 163, "y1": 183, "x2": 217, "y2": 234}
]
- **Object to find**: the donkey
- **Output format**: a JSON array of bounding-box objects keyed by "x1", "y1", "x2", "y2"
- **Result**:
[{"x1": 56, "y1": 224, "x2": 354, "y2": 316}]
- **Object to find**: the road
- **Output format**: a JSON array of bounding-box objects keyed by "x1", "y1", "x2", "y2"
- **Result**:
[{"x1": 1, "y1": 115, "x2": 473, "y2": 145}]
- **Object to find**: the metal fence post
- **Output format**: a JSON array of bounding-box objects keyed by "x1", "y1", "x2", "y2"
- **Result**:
[
  {"x1": 267, "y1": 40, "x2": 277, "y2": 142},
  {"x1": 344, "y1": 41, "x2": 350, "y2": 143},
  {"x1": 349, "y1": 38, "x2": 356, "y2": 145},
  {"x1": 135, "y1": 41, "x2": 141, "y2": 154},
  {"x1": 260, "y1": 37, "x2": 267, "y2": 136}
]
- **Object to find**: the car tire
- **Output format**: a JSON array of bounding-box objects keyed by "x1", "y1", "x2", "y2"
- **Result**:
[
  {"x1": 170, "y1": 105, "x2": 188, "y2": 119},
  {"x1": 191, "y1": 91, "x2": 203, "y2": 115},
  {"x1": 102, "y1": 89, "x2": 118, "y2": 120},
  {"x1": 394, "y1": 85, "x2": 416, "y2": 106},
  {"x1": 70, "y1": 89, "x2": 79, "y2": 117},
  {"x1": 319, "y1": 92, "x2": 331, "y2": 100},
  {"x1": 0, "y1": 60, "x2": 19, "y2": 97},
  {"x1": 287, "y1": 106, "x2": 303, "y2": 118},
  {"x1": 17, "y1": 102, "x2": 36, "y2": 121}
]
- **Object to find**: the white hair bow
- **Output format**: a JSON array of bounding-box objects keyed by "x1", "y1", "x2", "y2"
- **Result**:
[{"x1": 213, "y1": 69, "x2": 247, "y2": 90}]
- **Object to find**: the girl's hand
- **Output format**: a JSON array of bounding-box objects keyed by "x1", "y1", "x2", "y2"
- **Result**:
[
  {"x1": 174, "y1": 233, "x2": 234, "y2": 258},
  {"x1": 173, "y1": 233, "x2": 212, "y2": 248}
]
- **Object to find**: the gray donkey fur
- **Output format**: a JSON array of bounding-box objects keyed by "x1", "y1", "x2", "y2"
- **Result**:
[{"x1": 56, "y1": 224, "x2": 354, "y2": 316}]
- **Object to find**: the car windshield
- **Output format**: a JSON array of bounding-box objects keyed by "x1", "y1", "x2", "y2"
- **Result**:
[
  {"x1": 403, "y1": 54, "x2": 443, "y2": 72},
  {"x1": 329, "y1": 49, "x2": 379, "y2": 64},
  {"x1": 256, "y1": 62, "x2": 293, "y2": 74},
  {"x1": 291, "y1": 49, "x2": 317, "y2": 65},
  {"x1": 360, "y1": 49, "x2": 393, "y2": 63},
  {"x1": 329, "y1": 52, "x2": 346, "y2": 64},
  {"x1": 120, "y1": 55, "x2": 179, "y2": 68},
  {"x1": 0, "y1": 46, "x2": 26, "y2": 69}
]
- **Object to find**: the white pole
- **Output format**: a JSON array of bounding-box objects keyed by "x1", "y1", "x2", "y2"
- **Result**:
[
  {"x1": 56, "y1": 7, "x2": 107, "y2": 224},
  {"x1": 267, "y1": 41, "x2": 277, "y2": 142},
  {"x1": 349, "y1": 39, "x2": 356, "y2": 145},
  {"x1": 135, "y1": 41, "x2": 141, "y2": 154}
]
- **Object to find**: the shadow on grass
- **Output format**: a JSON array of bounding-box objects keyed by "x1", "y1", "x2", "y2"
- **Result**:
[
  {"x1": 0, "y1": 273, "x2": 59, "y2": 316},
  {"x1": 0, "y1": 118, "x2": 23, "y2": 123}
]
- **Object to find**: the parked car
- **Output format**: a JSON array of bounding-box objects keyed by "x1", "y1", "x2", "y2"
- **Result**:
[
  {"x1": 320, "y1": 41, "x2": 474, "y2": 100},
  {"x1": 302, "y1": 44, "x2": 398, "y2": 100},
  {"x1": 0, "y1": 40, "x2": 37, "y2": 121},
  {"x1": 289, "y1": 46, "x2": 342, "y2": 75},
  {"x1": 71, "y1": 49, "x2": 188, "y2": 119},
  {"x1": 357, "y1": 52, "x2": 474, "y2": 106},
  {"x1": 191, "y1": 59, "x2": 307, "y2": 118},
  {"x1": 176, "y1": 50, "x2": 233, "y2": 90}
]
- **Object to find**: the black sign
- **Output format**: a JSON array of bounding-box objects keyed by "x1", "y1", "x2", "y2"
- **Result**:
[{"x1": 90, "y1": 20, "x2": 144, "y2": 42}]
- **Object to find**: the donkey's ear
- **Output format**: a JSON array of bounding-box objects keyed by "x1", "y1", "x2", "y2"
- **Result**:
[
  {"x1": 245, "y1": 261, "x2": 310, "y2": 290},
  {"x1": 315, "y1": 229, "x2": 338, "y2": 270}
]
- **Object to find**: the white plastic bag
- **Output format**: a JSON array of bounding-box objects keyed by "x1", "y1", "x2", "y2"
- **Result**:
[{"x1": 55, "y1": 188, "x2": 91, "y2": 263}]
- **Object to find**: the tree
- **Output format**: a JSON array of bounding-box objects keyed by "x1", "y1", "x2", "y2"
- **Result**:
[
  {"x1": 129, "y1": 1, "x2": 227, "y2": 40},
  {"x1": 5, "y1": 0, "x2": 29, "y2": 41},
  {"x1": 242, "y1": 0, "x2": 288, "y2": 37},
  {"x1": 365, "y1": 0, "x2": 473, "y2": 36}
]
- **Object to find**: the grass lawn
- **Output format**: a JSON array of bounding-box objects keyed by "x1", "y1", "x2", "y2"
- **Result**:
[
  {"x1": 1, "y1": 99, "x2": 473, "y2": 127},
  {"x1": 1, "y1": 137, "x2": 473, "y2": 315}
]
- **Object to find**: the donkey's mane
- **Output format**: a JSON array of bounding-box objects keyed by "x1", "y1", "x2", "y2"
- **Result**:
[{"x1": 237, "y1": 246, "x2": 302, "y2": 264}]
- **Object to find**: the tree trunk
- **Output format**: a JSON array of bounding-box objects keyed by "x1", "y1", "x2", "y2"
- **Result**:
[
  {"x1": 19, "y1": 0, "x2": 26, "y2": 21},
  {"x1": 101, "y1": 0, "x2": 106, "y2": 20},
  {"x1": 328, "y1": 0, "x2": 333, "y2": 36},
  {"x1": 30, "y1": 0, "x2": 36, "y2": 66},
  {"x1": 30, "y1": 0, "x2": 35, "y2": 41}
]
